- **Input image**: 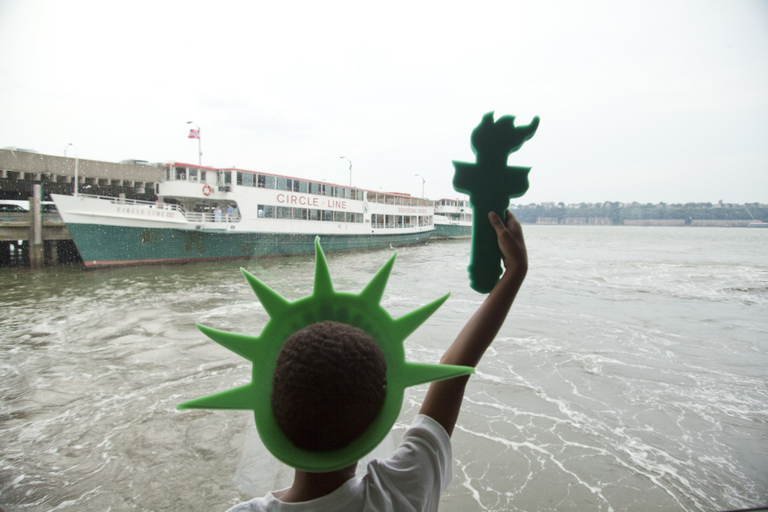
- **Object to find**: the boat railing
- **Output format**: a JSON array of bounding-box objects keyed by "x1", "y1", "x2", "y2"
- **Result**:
[
  {"x1": 372, "y1": 222, "x2": 423, "y2": 229},
  {"x1": 77, "y1": 193, "x2": 186, "y2": 213},
  {"x1": 184, "y1": 211, "x2": 242, "y2": 224},
  {"x1": 73, "y1": 194, "x2": 246, "y2": 223}
]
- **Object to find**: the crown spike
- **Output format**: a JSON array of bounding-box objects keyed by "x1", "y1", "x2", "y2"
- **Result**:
[
  {"x1": 359, "y1": 253, "x2": 396, "y2": 305},
  {"x1": 401, "y1": 362, "x2": 474, "y2": 388},
  {"x1": 177, "y1": 383, "x2": 256, "y2": 410},
  {"x1": 241, "y1": 268, "x2": 291, "y2": 318},
  {"x1": 391, "y1": 293, "x2": 450, "y2": 342},
  {"x1": 197, "y1": 324, "x2": 261, "y2": 362},
  {"x1": 313, "y1": 237, "x2": 334, "y2": 297}
]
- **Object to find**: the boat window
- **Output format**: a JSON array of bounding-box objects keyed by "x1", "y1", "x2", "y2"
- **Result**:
[
  {"x1": 298, "y1": 180, "x2": 307, "y2": 193},
  {"x1": 236, "y1": 172, "x2": 243, "y2": 185},
  {"x1": 201, "y1": 170, "x2": 206, "y2": 183},
  {"x1": 294, "y1": 208, "x2": 307, "y2": 220},
  {"x1": 309, "y1": 208, "x2": 320, "y2": 220},
  {"x1": 175, "y1": 167, "x2": 187, "y2": 180},
  {"x1": 166, "y1": 167, "x2": 172, "y2": 180},
  {"x1": 263, "y1": 205, "x2": 275, "y2": 218},
  {"x1": 322, "y1": 210, "x2": 333, "y2": 221},
  {"x1": 224, "y1": 171, "x2": 232, "y2": 185},
  {"x1": 293, "y1": 180, "x2": 301, "y2": 192},
  {"x1": 189, "y1": 168, "x2": 198, "y2": 182},
  {"x1": 277, "y1": 206, "x2": 291, "y2": 219},
  {"x1": 265, "y1": 175, "x2": 275, "y2": 189},
  {"x1": 277, "y1": 177, "x2": 287, "y2": 191},
  {"x1": 257, "y1": 175, "x2": 266, "y2": 188},
  {"x1": 243, "y1": 172, "x2": 254, "y2": 187},
  {"x1": 309, "y1": 182, "x2": 320, "y2": 195}
]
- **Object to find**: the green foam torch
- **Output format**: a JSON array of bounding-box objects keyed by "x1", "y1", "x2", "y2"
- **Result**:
[{"x1": 453, "y1": 112, "x2": 540, "y2": 293}]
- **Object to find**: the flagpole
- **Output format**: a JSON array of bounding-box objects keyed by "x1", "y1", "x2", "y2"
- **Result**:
[{"x1": 187, "y1": 121, "x2": 202, "y2": 165}]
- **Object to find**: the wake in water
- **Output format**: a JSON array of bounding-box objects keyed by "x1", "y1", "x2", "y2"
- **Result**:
[{"x1": 0, "y1": 228, "x2": 766, "y2": 511}]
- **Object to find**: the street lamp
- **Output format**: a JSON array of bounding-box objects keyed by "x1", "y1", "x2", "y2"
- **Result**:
[
  {"x1": 187, "y1": 121, "x2": 202, "y2": 166},
  {"x1": 65, "y1": 143, "x2": 79, "y2": 197},
  {"x1": 415, "y1": 174, "x2": 425, "y2": 198},
  {"x1": 340, "y1": 156, "x2": 352, "y2": 186}
]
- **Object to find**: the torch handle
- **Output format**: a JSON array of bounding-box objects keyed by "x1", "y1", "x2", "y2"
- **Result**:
[{"x1": 467, "y1": 201, "x2": 507, "y2": 294}]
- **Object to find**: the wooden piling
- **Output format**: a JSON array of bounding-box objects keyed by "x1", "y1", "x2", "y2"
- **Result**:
[{"x1": 29, "y1": 184, "x2": 44, "y2": 268}]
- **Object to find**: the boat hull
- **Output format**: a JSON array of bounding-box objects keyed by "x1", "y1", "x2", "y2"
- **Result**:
[
  {"x1": 433, "y1": 223, "x2": 472, "y2": 239},
  {"x1": 67, "y1": 223, "x2": 433, "y2": 268}
]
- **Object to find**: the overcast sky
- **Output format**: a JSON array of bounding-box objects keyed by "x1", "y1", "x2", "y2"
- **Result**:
[{"x1": 1, "y1": 0, "x2": 766, "y2": 204}]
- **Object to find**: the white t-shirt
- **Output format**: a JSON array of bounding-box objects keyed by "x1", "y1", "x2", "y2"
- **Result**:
[{"x1": 226, "y1": 414, "x2": 452, "y2": 512}]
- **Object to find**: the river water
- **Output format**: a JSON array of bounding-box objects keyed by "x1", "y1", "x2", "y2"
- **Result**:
[{"x1": 1, "y1": 226, "x2": 766, "y2": 512}]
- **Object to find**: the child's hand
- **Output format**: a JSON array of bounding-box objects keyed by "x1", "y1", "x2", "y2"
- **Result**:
[{"x1": 489, "y1": 211, "x2": 528, "y2": 279}]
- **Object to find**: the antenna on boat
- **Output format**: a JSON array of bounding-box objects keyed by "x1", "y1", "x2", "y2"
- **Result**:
[
  {"x1": 187, "y1": 121, "x2": 202, "y2": 166},
  {"x1": 340, "y1": 156, "x2": 352, "y2": 186},
  {"x1": 415, "y1": 174, "x2": 425, "y2": 198}
]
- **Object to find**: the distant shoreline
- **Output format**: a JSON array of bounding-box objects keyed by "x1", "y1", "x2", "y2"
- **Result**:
[
  {"x1": 521, "y1": 220, "x2": 758, "y2": 227},
  {"x1": 509, "y1": 202, "x2": 767, "y2": 227}
]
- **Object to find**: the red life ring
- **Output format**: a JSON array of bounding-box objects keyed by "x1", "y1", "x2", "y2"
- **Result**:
[{"x1": 202, "y1": 184, "x2": 213, "y2": 196}]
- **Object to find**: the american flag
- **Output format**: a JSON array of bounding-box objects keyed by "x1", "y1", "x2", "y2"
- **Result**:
[{"x1": 188, "y1": 128, "x2": 200, "y2": 139}]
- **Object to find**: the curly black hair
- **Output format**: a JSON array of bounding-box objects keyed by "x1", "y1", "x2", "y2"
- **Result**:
[{"x1": 271, "y1": 321, "x2": 387, "y2": 452}]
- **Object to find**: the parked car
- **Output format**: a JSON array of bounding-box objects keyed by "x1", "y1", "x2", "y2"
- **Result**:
[
  {"x1": 0, "y1": 200, "x2": 28, "y2": 212},
  {"x1": 0, "y1": 200, "x2": 57, "y2": 213}
]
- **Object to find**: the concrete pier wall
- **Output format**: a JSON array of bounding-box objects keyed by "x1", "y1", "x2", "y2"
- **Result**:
[{"x1": 0, "y1": 149, "x2": 163, "y2": 200}]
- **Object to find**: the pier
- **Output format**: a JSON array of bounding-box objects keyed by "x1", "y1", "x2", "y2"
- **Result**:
[
  {"x1": 0, "y1": 148, "x2": 162, "y2": 200},
  {"x1": 0, "y1": 200, "x2": 75, "y2": 267},
  {"x1": 1, "y1": 148, "x2": 162, "y2": 268}
]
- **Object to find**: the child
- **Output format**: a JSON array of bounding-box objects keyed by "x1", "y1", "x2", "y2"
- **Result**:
[{"x1": 227, "y1": 210, "x2": 528, "y2": 511}]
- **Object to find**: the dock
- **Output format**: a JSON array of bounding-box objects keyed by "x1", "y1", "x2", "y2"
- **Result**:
[
  {"x1": 0, "y1": 199, "x2": 74, "y2": 267},
  {"x1": 1, "y1": 148, "x2": 162, "y2": 268}
]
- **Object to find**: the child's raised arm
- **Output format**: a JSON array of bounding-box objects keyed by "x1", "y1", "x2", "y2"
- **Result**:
[{"x1": 419, "y1": 210, "x2": 528, "y2": 436}]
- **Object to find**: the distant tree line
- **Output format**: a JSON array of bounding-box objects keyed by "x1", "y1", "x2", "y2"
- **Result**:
[{"x1": 508, "y1": 202, "x2": 768, "y2": 225}]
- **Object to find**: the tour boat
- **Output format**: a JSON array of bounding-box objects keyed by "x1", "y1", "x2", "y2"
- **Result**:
[
  {"x1": 433, "y1": 199, "x2": 472, "y2": 238},
  {"x1": 52, "y1": 162, "x2": 434, "y2": 268}
]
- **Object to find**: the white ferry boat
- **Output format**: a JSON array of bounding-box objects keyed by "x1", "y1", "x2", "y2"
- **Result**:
[
  {"x1": 433, "y1": 199, "x2": 472, "y2": 238},
  {"x1": 52, "y1": 162, "x2": 434, "y2": 268}
]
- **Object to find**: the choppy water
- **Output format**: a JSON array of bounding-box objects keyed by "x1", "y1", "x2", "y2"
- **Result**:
[{"x1": 1, "y1": 226, "x2": 766, "y2": 511}]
